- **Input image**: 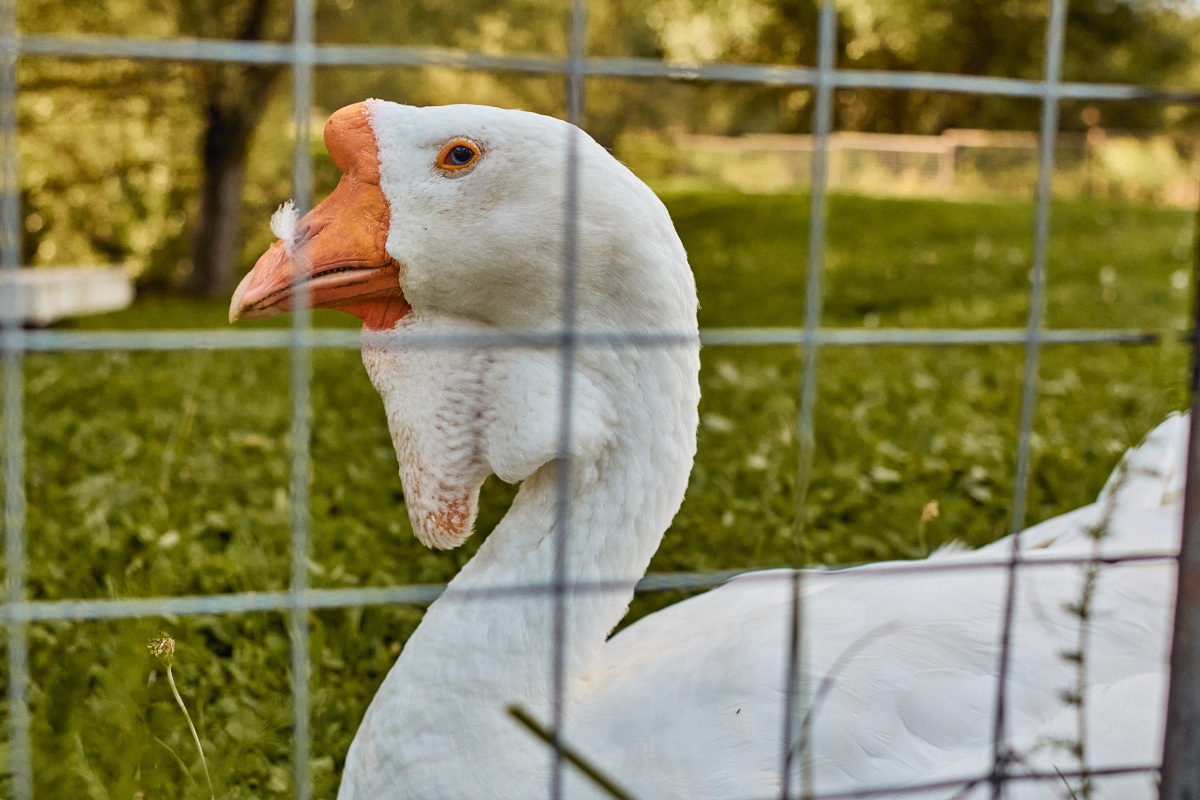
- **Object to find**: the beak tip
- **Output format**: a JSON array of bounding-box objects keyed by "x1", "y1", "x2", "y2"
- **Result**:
[{"x1": 229, "y1": 271, "x2": 253, "y2": 324}]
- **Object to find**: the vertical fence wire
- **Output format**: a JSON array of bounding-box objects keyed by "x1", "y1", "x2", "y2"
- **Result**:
[
  {"x1": 781, "y1": 4, "x2": 837, "y2": 799},
  {"x1": 989, "y1": 0, "x2": 1068, "y2": 796},
  {"x1": 792, "y1": 0, "x2": 836, "y2": 571},
  {"x1": 1159, "y1": 178, "x2": 1200, "y2": 799},
  {"x1": 549, "y1": 0, "x2": 589, "y2": 798},
  {"x1": 0, "y1": 0, "x2": 28, "y2": 797},
  {"x1": 289, "y1": 1, "x2": 315, "y2": 797}
]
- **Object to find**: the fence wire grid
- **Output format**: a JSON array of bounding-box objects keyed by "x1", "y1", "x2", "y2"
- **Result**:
[{"x1": 1, "y1": 0, "x2": 1199, "y2": 798}]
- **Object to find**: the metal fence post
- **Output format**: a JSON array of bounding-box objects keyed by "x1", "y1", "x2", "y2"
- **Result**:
[
  {"x1": 288, "y1": 1, "x2": 316, "y2": 798},
  {"x1": 1159, "y1": 193, "x2": 1200, "y2": 800},
  {"x1": 781, "y1": 4, "x2": 837, "y2": 798},
  {"x1": 550, "y1": 2, "x2": 589, "y2": 799},
  {"x1": 990, "y1": 1, "x2": 1068, "y2": 796},
  {"x1": 0, "y1": 0, "x2": 30, "y2": 795}
]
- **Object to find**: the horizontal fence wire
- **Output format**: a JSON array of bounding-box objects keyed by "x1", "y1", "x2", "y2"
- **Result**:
[
  {"x1": 0, "y1": 549, "x2": 1177, "y2": 623},
  {"x1": 0, "y1": 327, "x2": 1163, "y2": 351},
  {"x1": 17, "y1": 33, "x2": 1200, "y2": 104}
]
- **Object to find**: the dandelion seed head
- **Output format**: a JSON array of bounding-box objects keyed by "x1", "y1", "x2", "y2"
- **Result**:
[
  {"x1": 920, "y1": 500, "x2": 940, "y2": 524},
  {"x1": 148, "y1": 632, "x2": 176, "y2": 666}
]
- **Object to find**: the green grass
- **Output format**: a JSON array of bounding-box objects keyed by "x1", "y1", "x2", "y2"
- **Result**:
[{"x1": 2, "y1": 192, "x2": 1192, "y2": 798}]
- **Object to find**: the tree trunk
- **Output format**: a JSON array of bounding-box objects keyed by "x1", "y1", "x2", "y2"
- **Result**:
[
  {"x1": 187, "y1": 106, "x2": 254, "y2": 296},
  {"x1": 184, "y1": 0, "x2": 286, "y2": 296}
]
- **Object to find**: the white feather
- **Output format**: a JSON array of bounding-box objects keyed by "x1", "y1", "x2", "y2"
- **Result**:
[{"x1": 269, "y1": 200, "x2": 298, "y2": 249}]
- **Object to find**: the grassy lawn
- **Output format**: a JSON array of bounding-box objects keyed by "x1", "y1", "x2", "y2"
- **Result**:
[{"x1": 3, "y1": 191, "x2": 1192, "y2": 797}]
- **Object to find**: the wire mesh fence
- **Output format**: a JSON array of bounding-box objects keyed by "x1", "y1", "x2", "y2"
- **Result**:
[{"x1": 1, "y1": 0, "x2": 1198, "y2": 798}]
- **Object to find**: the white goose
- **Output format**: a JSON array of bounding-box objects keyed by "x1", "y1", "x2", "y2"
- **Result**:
[{"x1": 230, "y1": 100, "x2": 1182, "y2": 800}]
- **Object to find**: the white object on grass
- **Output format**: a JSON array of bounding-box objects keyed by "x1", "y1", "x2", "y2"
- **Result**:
[{"x1": 0, "y1": 266, "x2": 133, "y2": 325}]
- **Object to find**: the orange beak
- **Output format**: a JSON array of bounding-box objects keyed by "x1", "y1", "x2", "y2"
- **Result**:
[{"x1": 229, "y1": 102, "x2": 411, "y2": 331}]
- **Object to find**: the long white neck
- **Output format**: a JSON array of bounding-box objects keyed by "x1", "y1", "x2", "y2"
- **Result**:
[{"x1": 340, "y1": 342, "x2": 699, "y2": 799}]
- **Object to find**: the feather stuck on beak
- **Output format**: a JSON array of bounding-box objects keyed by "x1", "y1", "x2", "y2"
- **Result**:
[{"x1": 269, "y1": 200, "x2": 299, "y2": 253}]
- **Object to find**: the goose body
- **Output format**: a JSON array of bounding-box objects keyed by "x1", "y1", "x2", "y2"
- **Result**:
[
  {"x1": 231, "y1": 100, "x2": 1180, "y2": 800},
  {"x1": 581, "y1": 422, "x2": 1179, "y2": 800}
]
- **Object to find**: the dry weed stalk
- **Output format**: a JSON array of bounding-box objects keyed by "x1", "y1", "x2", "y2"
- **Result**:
[
  {"x1": 1052, "y1": 455, "x2": 1133, "y2": 800},
  {"x1": 149, "y1": 632, "x2": 215, "y2": 800}
]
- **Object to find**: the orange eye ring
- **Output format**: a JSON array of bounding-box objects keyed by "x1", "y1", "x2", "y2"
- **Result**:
[{"x1": 437, "y1": 139, "x2": 480, "y2": 171}]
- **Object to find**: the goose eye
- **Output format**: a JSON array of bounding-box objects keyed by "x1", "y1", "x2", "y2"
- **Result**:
[{"x1": 438, "y1": 141, "x2": 479, "y2": 171}]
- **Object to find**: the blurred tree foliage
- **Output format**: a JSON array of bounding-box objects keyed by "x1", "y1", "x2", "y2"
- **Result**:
[
  {"x1": 19, "y1": 0, "x2": 294, "y2": 293},
  {"x1": 17, "y1": 0, "x2": 200, "y2": 282},
  {"x1": 832, "y1": 0, "x2": 1198, "y2": 133},
  {"x1": 14, "y1": 0, "x2": 1200, "y2": 290}
]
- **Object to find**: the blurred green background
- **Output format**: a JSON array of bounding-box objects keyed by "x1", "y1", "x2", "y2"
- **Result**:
[
  {"x1": 16, "y1": 0, "x2": 1200, "y2": 290},
  {"x1": 3, "y1": 0, "x2": 1199, "y2": 796}
]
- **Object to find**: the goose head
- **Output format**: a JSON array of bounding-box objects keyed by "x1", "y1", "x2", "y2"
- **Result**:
[{"x1": 230, "y1": 100, "x2": 699, "y2": 556}]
